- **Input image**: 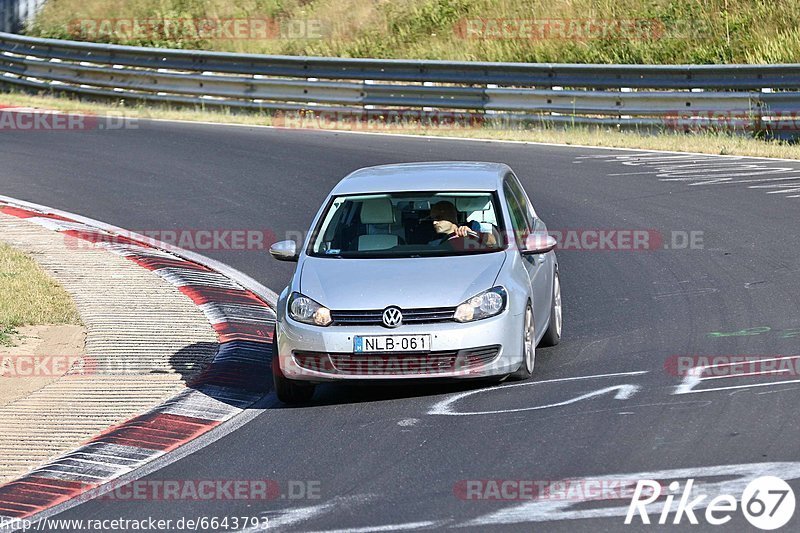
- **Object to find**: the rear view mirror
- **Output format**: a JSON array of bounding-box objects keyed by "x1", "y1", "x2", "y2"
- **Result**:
[
  {"x1": 269, "y1": 240, "x2": 299, "y2": 262},
  {"x1": 522, "y1": 233, "x2": 557, "y2": 255}
]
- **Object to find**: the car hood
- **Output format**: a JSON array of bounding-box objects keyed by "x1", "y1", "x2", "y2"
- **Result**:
[{"x1": 299, "y1": 252, "x2": 507, "y2": 310}]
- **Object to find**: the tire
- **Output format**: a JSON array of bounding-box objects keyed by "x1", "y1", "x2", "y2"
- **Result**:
[
  {"x1": 539, "y1": 269, "x2": 562, "y2": 347},
  {"x1": 272, "y1": 330, "x2": 316, "y2": 404},
  {"x1": 509, "y1": 303, "x2": 535, "y2": 381}
]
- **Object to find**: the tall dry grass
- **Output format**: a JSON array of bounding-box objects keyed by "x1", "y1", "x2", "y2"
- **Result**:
[{"x1": 27, "y1": 0, "x2": 800, "y2": 63}]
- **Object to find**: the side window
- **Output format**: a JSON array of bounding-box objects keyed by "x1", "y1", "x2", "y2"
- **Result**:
[
  {"x1": 503, "y1": 179, "x2": 531, "y2": 248},
  {"x1": 507, "y1": 175, "x2": 536, "y2": 222}
]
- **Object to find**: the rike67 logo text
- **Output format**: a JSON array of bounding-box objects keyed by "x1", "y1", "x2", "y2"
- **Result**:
[{"x1": 626, "y1": 476, "x2": 795, "y2": 530}]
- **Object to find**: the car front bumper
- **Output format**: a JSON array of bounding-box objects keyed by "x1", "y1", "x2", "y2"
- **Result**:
[{"x1": 276, "y1": 311, "x2": 525, "y2": 382}]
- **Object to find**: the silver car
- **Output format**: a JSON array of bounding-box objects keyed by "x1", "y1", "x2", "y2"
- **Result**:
[{"x1": 269, "y1": 162, "x2": 562, "y2": 403}]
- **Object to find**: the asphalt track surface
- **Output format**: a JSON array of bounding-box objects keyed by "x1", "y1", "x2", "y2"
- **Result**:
[{"x1": 2, "y1": 121, "x2": 800, "y2": 532}]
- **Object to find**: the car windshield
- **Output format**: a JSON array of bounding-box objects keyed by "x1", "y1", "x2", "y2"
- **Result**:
[{"x1": 309, "y1": 191, "x2": 505, "y2": 258}]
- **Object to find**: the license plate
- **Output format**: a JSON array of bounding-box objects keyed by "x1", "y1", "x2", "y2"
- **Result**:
[{"x1": 354, "y1": 335, "x2": 431, "y2": 353}]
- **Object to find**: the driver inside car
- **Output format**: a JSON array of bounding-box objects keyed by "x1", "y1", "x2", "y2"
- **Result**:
[{"x1": 428, "y1": 201, "x2": 489, "y2": 248}]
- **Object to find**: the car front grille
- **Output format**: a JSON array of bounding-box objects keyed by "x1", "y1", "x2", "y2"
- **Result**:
[
  {"x1": 329, "y1": 352, "x2": 458, "y2": 375},
  {"x1": 329, "y1": 307, "x2": 456, "y2": 326},
  {"x1": 293, "y1": 345, "x2": 500, "y2": 376},
  {"x1": 460, "y1": 345, "x2": 501, "y2": 368}
]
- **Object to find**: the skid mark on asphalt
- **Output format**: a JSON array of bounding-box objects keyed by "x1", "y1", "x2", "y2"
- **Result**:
[
  {"x1": 653, "y1": 287, "x2": 719, "y2": 299},
  {"x1": 756, "y1": 386, "x2": 800, "y2": 395},
  {"x1": 575, "y1": 152, "x2": 800, "y2": 198}
]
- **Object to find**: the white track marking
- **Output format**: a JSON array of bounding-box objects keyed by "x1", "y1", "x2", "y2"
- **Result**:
[
  {"x1": 664, "y1": 171, "x2": 795, "y2": 183},
  {"x1": 608, "y1": 162, "x2": 782, "y2": 178},
  {"x1": 661, "y1": 164, "x2": 792, "y2": 174},
  {"x1": 584, "y1": 152, "x2": 800, "y2": 198},
  {"x1": 304, "y1": 521, "x2": 445, "y2": 533},
  {"x1": 238, "y1": 502, "x2": 336, "y2": 532},
  {"x1": 436, "y1": 385, "x2": 641, "y2": 416},
  {"x1": 236, "y1": 495, "x2": 377, "y2": 532},
  {"x1": 754, "y1": 184, "x2": 800, "y2": 194},
  {"x1": 720, "y1": 175, "x2": 800, "y2": 185},
  {"x1": 700, "y1": 369, "x2": 795, "y2": 381},
  {"x1": 428, "y1": 371, "x2": 648, "y2": 416},
  {"x1": 674, "y1": 355, "x2": 800, "y2": 395},
  {"x1": 463, "y1": 462, "x2": 800, "y2": 526},
  {"x1": 679, "y1": 378, "x2": 800, "y2": 395}
]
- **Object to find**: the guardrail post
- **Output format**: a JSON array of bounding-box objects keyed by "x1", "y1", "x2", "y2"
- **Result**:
[
  {"x1": 0, "y1": 0, "x2": 46, "y2": 33},
  {"x1": 0, "y1": 0, "x2": 12, "y2": 33}
]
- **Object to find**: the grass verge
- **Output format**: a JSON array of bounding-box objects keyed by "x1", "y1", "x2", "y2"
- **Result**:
[
  {"x1": 26, "y1": 0, "x2": 800, "y2": 64},
  {"x1": 0, "y1": 241, "x2": 82, "y2": 346},
  {"x1": 3, "y1": 90, "x2": 800, "y2": 160}
]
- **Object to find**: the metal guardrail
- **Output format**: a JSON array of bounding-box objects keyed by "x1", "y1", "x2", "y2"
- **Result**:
[{"x1": 1, "y1": 30, "x2": 799, "y2": 136}]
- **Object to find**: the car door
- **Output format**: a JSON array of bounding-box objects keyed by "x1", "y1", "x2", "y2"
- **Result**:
[{"x1": 503, "y1": 174, "x2": 553, "y2": 336}]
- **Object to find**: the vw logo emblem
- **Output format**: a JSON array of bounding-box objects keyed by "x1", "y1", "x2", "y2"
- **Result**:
[{"x1": 382, "y1": 307, "x2": 403, "y2": 328}]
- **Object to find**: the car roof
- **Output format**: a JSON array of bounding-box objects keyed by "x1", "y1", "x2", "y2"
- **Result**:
[{"x1": 330, "y1": 162, "x2": 512, "y2": 195}]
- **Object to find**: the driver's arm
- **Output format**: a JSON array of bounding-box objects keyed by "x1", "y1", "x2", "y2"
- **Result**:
[
  {"x1": 455, "y1": 225, "x2": 496, "y2": 245},
  {"x1": 454, "y1": 225, "x2": 479, "y2": 238}
]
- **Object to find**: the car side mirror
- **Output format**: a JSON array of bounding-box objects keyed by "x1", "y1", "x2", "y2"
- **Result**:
[
  {"x1": 269, "y1": 240, "x2": 299, "y2": 262},
  {"x1": 522, "y1": 233, "x2": 557, "y2": 255}
]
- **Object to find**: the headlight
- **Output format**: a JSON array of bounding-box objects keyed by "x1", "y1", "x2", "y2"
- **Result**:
[
  {"x1": 454, "y1": 287, "x2": 507, "y2": 323},
  {"x1": 288, "y1": 292, "x2": 332, "y2": 326}
]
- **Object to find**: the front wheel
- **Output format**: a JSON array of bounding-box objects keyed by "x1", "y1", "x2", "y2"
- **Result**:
[
  {"x1": 509, "y1": 304, "x2": 535, "y2": 381},
  {"x1": 539, "y1": 269, "x2": 562, "y2": 347},
  {"x1": 272, "y1": 330, "x2": 316, "y2": 404}
]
